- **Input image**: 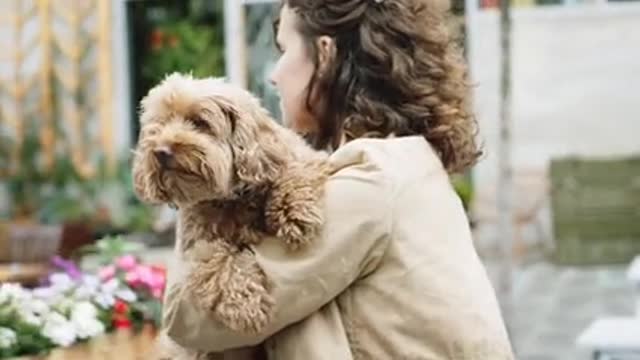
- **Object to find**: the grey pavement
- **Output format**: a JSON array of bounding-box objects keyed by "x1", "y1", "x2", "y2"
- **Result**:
[{"x1": 484, "y1": 261, "x2": 636, "y2": 360}]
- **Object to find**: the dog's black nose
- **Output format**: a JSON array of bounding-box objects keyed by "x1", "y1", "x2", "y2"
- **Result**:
[{"x1": 153, "y1": 146, "x2": 174, "y2": 168}]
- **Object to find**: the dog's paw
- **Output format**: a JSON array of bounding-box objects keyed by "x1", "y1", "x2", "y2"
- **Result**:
[
  {"x1": 276, "y1": 214, "x2": 321, "y2": 251},
  {"x1": 183, "y1": 241, "x2": 237, "y2": 313},
  {"x1": 214, "y1": 249, "x2": 274, "y2": 333},
  {"x1": 267, "y1": 194, "x2": 323, "y2": 251},
  {"x1": 183, "y1": 241, "x2": 275, "y2": 333},
  {"x1": 266, "y1": 164, "x2": 329, "y2": 251},
  {"x1": 185, "y1": 266, "x2": 224, "y2": 314},
  {"x1": 215, "y1": 286, "x2": 274, "y2": 334}
]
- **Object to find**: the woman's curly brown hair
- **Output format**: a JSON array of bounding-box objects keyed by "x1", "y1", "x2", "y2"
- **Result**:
[{"x1": 277, "y1": 0, "x2": 481, "y2": 173}]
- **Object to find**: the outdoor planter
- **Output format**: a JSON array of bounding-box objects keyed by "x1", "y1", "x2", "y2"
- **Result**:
[{"x1": 0, "y1": 222, "x2": 62, "y2": 263}]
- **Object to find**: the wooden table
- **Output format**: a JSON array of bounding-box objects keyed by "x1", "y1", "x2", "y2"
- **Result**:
[{"x1": 16, "y1": 327, "x2": 159, "y2": 360}]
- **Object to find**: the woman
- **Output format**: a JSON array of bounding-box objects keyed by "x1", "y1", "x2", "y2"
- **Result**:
[{"x1": 162, "y1": 0, "x2": 515, "y2": 359}]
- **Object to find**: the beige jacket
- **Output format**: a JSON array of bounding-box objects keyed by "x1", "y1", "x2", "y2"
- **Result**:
[{"x1": 162, "y1": 136, "x2": 515, "y2": 360}]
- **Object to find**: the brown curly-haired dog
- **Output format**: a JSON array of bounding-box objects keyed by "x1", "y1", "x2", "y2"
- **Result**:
[{"x1": 132, "y1": 73, "x2": 330, "y2": 338}]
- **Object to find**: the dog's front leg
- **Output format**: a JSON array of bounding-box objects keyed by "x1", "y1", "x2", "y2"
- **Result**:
[
  {"x1": 183, "y1": 240, "x2": 232, "y2": 315},
  {"x1": 184, "y1": 241, "x2": 274, "y2": 334},
  {"x1": 214, "y1": 245, "x2": 274, "y2": 334},
  {"x1": 265, "y1": 161, "x2": 331, "y2": 250}
]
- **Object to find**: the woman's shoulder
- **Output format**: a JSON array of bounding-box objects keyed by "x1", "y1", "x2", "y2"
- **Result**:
[
  {"x1": 320, "y1": 136, "x2": 446, "y2": 223},
  {"x1": 328, "y1": 135, "x2": 445, "y2": 191},
  {"x1": 322, "y1": 141, "x2": 390, "y2": 221}
]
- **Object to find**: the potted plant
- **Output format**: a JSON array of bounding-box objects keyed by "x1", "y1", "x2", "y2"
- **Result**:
[
  {"x1": 0, "y1": 133, "x2": 64, "y2": 264},
  {"x1": 83, "y1": 156, "x2": 155, "y2": 241}
]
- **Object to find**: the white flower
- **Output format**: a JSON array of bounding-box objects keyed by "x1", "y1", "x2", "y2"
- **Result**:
[
  {"x1": 33, "y1": 286, "x2": 57, "y2": 300},
  {"x1": 92, "y1": 278, "x2": 121, "y2": 309},
  {"x1": 53, "y1": 297, "x2": 75, "y2": 315},
  {"x1": 93, "y1": 292, "x2": 115, "y2": 309},
  {"x1": 18, "y1": 309, "x2": 42, "y2": 327},
  {"x1": 49, "y1": 273, "x2": 75, "y2": 293},
  {"x1": 101, "y1": 278, "x2": 120, "y2": 294},
  {"x1": 72, "y1": 316, "x2": 105, "y2": 340},
  {"x1": 0, "y1": 288, "x2": 8, "y2": 305},
  {"x1": 33, "y1": 287, "x2": 64, "y2": 307},
  {"x1": 70, "y1": 302, "x2": 105, "y2": 339},
  {"x1": 25, "y1": 299, "x2": 50, "y2": 315},
  {"x1": 0, "y1": 327, "x2": 16, "y2": 348},
  {"x1": 74, "y1": 275, "x2": 101, "y2": 301},
  {"x1": 73, "y1": 285, "x2": 95, "y2": 301},
  {"x1": 0, "y1": 327, "x2": 16, "y2": 349},
  {"x1": 71, "y1": 301, "x2": 98, "y2": 319},
  {"x1": 43, "y1": 311, "x2": 67, "y2": 326},
  {"x1": 81, "y1": 275, "x2": 100, "y2": 289},
  {"x1": 42, "y1": 312, "x2": 76, "y2": 347},
  {"x1": 0, "y1": 283, "x2": 30, "y2": 303},
  {"x1": 115, "y1": 288, "x2": 137, "y2": 303}
]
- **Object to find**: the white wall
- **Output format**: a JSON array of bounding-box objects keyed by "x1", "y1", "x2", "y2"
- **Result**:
[{"x1": 468, "y1": 3, "x2": 640, "y2": 217}]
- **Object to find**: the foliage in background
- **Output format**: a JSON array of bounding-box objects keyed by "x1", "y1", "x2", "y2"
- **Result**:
[
  {"x1": 0, "y1": 132, "x2": 9, "y2": 178},
  {"x1": 142, "y1": 19, "x2": 224, "y2": 85},
  {"x1": 78, "y1": 236, "x2": 145, "y2": 268},
  {"x1": 128, "y1": 0, "x2": 225, "y2": 142},
  {"x1": 0, "y1": 126, "x2": 153, "y2": 234},
  {"x1": 452, "y1": 174, "x2": 474, "y2": 212}
]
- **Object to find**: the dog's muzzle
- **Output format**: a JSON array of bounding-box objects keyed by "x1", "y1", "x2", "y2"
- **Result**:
[{"x1": 154, "y1": 146, "x2": 175, "y2": 169}]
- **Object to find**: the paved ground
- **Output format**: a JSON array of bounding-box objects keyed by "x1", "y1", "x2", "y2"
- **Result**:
[
  {"x1": 487, "y1": 261, "x2": 637, "y2": 360},
  {"x1": 472, "y1": 182, "x2": 637, "y2": 360}
]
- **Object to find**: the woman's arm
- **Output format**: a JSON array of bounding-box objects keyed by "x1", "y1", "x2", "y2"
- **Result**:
[{"x1": 162, "y1": 161, "x2": 392, "y2": 352}]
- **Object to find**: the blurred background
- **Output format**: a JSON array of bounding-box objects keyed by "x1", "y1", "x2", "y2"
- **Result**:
[{"x1": 0, "y1": 0, "x2": 638, "y2": 359}]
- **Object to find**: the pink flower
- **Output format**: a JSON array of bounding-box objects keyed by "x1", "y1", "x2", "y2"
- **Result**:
[
  {"x1": 152, "y1": 287, "x2": 164, "y2": 300},
  {"x1": 115, "y1": 255, "x2": 138, "y2": 271},
  {"x1": 98, "y1": 265, "x2": 116, "y2": 281},
  {"x1": 137, "y1": 265, "x2": 154, "y2": 287},
  {"x1": 125, "y1": 271, "x2": 141, "y2": 288},
  {"x1": 148, "y1": 266, "x2": 166, "y2": 299}
]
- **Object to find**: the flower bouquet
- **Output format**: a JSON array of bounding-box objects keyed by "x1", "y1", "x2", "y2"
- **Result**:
[{"x1": 0, "y1": 237, "x2": 166, "y2": 358}]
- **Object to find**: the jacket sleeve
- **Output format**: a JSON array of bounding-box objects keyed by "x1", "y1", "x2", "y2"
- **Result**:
[{"x1": 162, "y1": 160, "x2": 392, "y2": 352}]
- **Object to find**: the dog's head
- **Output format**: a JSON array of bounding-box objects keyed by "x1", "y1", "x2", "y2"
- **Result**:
[{"x1": 132, "y1": 73, "x2": 290, "y2": 206}]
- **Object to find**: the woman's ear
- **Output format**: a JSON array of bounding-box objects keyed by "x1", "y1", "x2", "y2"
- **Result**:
[{"x1": 316, "y1": 35, "x2": 336, "y2": 75}]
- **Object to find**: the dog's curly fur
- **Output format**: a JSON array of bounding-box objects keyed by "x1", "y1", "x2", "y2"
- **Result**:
[{"x1": 132, "y1": 73, "x2": 331, "y2": 357}]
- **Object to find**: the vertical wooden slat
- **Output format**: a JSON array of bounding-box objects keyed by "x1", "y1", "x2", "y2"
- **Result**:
[
  {"x1": 97, "y1": 0, "x2": 114, "y2": 173},
  {"x1": 38, "y1": 0, "x2": 55, "y2": 171},
  {"x1": 3, "y1": 0, "x2": 114, "y2": 179},
  {"x1": 62, "y1": 1, "x2": 90, "y2": 177},
  {"x1": 10, "y1": 0, "x2": 24, "y2": 175}
]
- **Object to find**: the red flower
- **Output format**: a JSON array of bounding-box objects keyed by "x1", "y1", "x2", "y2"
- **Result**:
[
  {"x1": 112, "y1": 300, "x2": 132, "y2": 329},
  {"x1": 114, "y1": 299, "x2": 129, "y2": 314},
  {"x1": 150, "y1": 29, "x2": 164, "y2": 50},
  {"x1": 113, "y1": 316, "x2": 132, "y2": 329}
]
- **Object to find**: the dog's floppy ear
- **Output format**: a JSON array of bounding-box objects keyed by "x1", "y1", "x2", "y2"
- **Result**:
[
  {"x1": 131, "y1": 150, "x2": 154, "y2": 203},
  {"x1": 131, "y1": 127, "x2": 168, "y2": 204},
  {"x1": 216, "y1": 95, "x2": 290, "y2": 187}
]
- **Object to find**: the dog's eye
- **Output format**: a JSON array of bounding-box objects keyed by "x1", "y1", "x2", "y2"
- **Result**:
[{"x1": 186, "y1": 115, "x2": 210, "y2": 131}]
